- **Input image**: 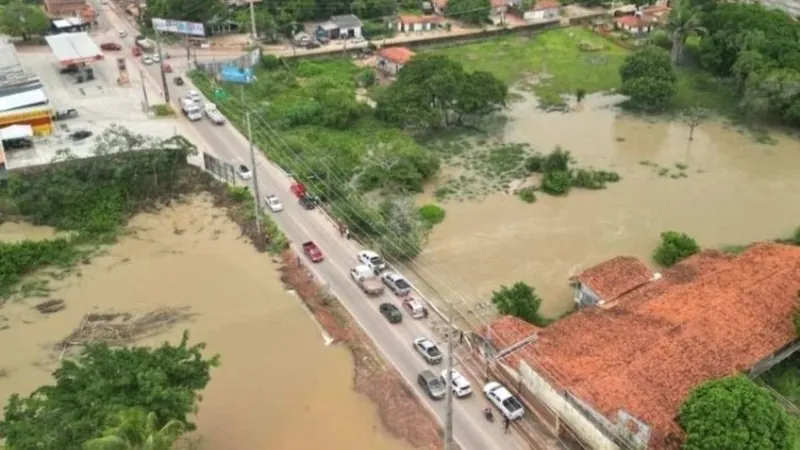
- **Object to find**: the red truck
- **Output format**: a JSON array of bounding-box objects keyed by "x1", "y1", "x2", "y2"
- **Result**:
[{"x1": 302, "y1": 241, "x2": 324, "y2": 263}]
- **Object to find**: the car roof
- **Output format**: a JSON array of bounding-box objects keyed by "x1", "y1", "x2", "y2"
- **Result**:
[
  {"x1": 360, "y1": 250, "x2": 379, "y2": 257},
  {"x1": 419, "y1": 370, "x2": 437, "y2": 381}
]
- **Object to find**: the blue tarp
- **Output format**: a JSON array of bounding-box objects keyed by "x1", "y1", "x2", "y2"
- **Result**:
[{"x1": 219, "y1": 65, "x2": 254, "y2": 84}]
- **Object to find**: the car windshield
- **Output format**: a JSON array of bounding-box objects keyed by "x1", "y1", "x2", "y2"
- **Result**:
[
  {"x1": 369, "y1": 256, "x2": 383, "y2": 265},
  {"x1": 502, "y1": 396, "x2": 523, "y2": 412},
  {"x1": 396, "y1": 279, "x2": 410, "y2": 289},
  {"x1": 239, "y1": 165, "x2": 249, "y2": 172},
  {"x1": 427, "y1": 346, "x2": 441, "y2": 357},
  {"x1": 429, "y1": 378, "x2": 443, "y2": 390}
]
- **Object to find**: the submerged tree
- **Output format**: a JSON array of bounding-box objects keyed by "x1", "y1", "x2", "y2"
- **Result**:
[
  {"x1": 681, "y1": 106, "x2": 710, "y2": 141},
  {"x1": 84, "y1": 408, "x2": 185, "y2": 450},
  {"x1": 491, "y1": 282, "x2": 548, "y2": 326}
]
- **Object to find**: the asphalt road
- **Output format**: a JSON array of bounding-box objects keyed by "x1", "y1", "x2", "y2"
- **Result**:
[{"x1": 98, "y1": 7, "x2": 531, "y2": 449}]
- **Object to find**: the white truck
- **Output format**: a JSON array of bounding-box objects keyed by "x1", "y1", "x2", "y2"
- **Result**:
[
  {"x1": 350, "y1": 265, "x2": 385, "y2": 296},
  {"x1": 180, "y1": 98, "x2": 202, "y2": 121},
  {"x1": 204, "y1": 103, "x2": 225, "y2": 125}
]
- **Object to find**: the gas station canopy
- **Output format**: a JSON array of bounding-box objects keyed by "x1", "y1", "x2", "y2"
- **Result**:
[{"x1": 45, "y1": 33, "x2": 103, "y2": 66}]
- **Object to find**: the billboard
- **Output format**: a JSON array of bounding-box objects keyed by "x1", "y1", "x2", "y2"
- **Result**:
[
  {"x1": 219, "y1": 65, "x2": 255, "y2": 84},
  {"x1": 151, "y1": 18, "x2": 205, "y2": 37}
]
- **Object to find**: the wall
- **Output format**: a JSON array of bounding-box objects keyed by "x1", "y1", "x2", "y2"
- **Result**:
[
  {"x1": 377, "y1": 57, "x2": 400, "y2": 75},
  {"x1": 575, "y1": 283, "x2": 601, "y2": 307},
  {"x1": 518, "y1": 361, "x2": 622, "y2": 450}
]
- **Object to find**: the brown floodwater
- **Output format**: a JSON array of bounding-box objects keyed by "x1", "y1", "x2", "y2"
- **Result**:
[
  {"x1": 0, "y1": 196, "x2": 412, "y2": 450},
  {"x1": 416, "y1": 94, "x2": 800, "y2": 318}
]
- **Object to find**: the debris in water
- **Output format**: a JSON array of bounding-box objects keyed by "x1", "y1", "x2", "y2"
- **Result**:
[{"x1": 34, "y1": 299, "x2": 66, "y2": 314}]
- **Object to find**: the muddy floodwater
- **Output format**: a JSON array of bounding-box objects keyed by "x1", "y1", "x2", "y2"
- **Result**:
[
  {"x1": 0, "y1": 196, "x2": 412, "y2": 450},
  {"x1": 418, "y1": 94, "x2": 800, "y2": 318}
]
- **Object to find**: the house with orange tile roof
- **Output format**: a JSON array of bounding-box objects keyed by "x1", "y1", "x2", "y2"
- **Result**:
[
  {"x1": 395, "y1": 14, "x2": 444, "y2": 33},
  {"x1": 376, "y1": 47, "x2": 415, "y2": 75},
  {"x1": 573, "y1": 256, "x2": 655, "y2": 307},
  {"x1": 433, "y1": 0, "x2": 448, "y2": 14},
  {"x1": 487, "y1": 243, "x2": 800, "y2": 449},
  {"x1": 614, "y1": 13, "x2": 655, "y2": 34},
  {"x1": 514, "y1": 0, "x2": 562, "y2": 21}
]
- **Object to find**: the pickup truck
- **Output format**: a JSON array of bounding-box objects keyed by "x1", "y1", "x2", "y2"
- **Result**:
[
  {"x1": 302, "y1": 241, "x2": 324, "y2": 263},
  {"x1": 350, "y1": 265, "x2": 385, "y2": 296}
]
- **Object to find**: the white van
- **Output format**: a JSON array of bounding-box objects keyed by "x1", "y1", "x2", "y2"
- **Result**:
[{"x1": 184, "y1": 103, "x2": 202, "y2": 121}]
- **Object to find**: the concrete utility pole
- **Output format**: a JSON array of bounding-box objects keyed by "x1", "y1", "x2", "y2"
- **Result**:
[
  {"x1": 248, "y1": 0, "x2": 258, "y2": 39},
  {"x1": 139, "y1": 69, "x2": 149, "y2": 112},
  {"x1": 154, "y1": 31, "x2": 170, "y2": 103},
  {"x1": 246, "y1": 111, "x2": 263, "y2": 235},
  {"x1": 444, "y1": 298, "x2": 455, "y2": 450}
]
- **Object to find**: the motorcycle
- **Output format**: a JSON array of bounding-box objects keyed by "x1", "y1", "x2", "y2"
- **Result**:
[{"x1": 483, "y1": 408, "x2": 494, "y2": 423}]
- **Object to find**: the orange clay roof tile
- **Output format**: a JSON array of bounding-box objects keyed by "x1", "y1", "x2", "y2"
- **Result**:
[{"x1": 577, "y1": 256, "x2": 654, "y2": 302}]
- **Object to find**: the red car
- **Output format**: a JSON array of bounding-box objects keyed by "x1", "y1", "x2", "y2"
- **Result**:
[
  {"x1": 100, "y1": 42, "x2": 122, "y2": 51},
  {"x1": 132, "y1": 47, "x2": 142, "y2": 56},
  {"x1": 162, "y1": 63, "x2": 172, "y2": 73},
  {"x1": 302, "y1": 241, "x2": 324, "y2": 263}
]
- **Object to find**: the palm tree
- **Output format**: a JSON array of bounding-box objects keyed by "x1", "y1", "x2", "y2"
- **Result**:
[
  {"x1": 664, "y1": 0, "x2": 705, "y2": 65},
  {"x1": 84, "y1": 408, "x2": 185, "y2": 450}
]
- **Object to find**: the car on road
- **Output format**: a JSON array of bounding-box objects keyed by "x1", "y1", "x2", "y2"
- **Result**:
[
  {"x1": 132, "y1": 47, "x2": 142, "y2": 57},
  {"x1": 402, "y1": 297, "x2": 427, "y2": 319},
  {"x1": 441, "y1": 369, "x2": 472, "y2": 398},
  {"x1": 204, "y1": 103, "x2": 225, "y2": 125},
  {"x1": 357, "y1": 250, "x2": 387, "y2": 273},
  {"x1": 483, "y1": 382, "x2": 525, "y2": 420},
  {"x1": 187, "y1": 90, "x2": 201, "y2": 103},
  {"x1": 118, "y1": 30, "x2": 127, "y2": 38},
  {"x1": 236, "y1": 164, "x2": 252, "y2": 180},
  {"x1": 173, "y1": 76, "x2": 184, "y2": 86},
  {"x1": 381, "y1": 271, "x2": 411, "y2": 296},
  {"x1": 306, "y1": 42, "x2": 321, "y2": 49},
  {"x1": 69, "y1": 130, "x2": 93, "y2": 141},
  {"x1": 142, "y1": 55, "x2": 153, "y2": 65},
  {"x1": 298, "y1": 195, "x2": 317, "y2": 210},
  {"x1": 302, "y1": 241, "x2": 324, "y2": 263},
  {"x1": 100, "y1": 42, "x2": 122, "y2": 51},
  {"x1": 413, "y1": 337, "x2": 442, "y2": 365},
  {"x1": 152, "y1": 54, "x2": 161, "y2": 63},
  {"x1": 418, "y1": 370, "x2": 446, "y2": 400},
  {"x1": 264, "y1": 194, "x2": 283, "y2": 212},
  {"x1": 378, "y1": 303, "x2": 402, "y2": 324},
  {"x1": 350, "y1": 265, "x2": 384, "y2": 296}
]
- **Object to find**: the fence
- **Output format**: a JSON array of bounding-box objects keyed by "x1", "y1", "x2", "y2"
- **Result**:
[
  {"x1": 202, "y1": 152, "x2": 236, "y2": 184},
  {"x1": 194, "y1": 47, "x2": 262, "y2": 77}
]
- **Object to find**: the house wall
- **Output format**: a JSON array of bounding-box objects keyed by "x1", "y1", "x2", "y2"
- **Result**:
[
  {"x1": 518, "y1": 361, "x2": 623, "y2": 450},
  {"x1": 340, "y1": 26, "x2": 362, "y2": 38},
  {"x1": 574, "y1": 283, "x2": 601, "y2": 306},
  {"x1": 377, "y1": 57, "x2": 401, "y2": 75},
  {"x1": 526, "y1": 7, "x2": 560, "y2": 20}
]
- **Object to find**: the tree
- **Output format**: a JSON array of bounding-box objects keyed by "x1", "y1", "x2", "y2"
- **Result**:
[
  {"x1": 0, "y1": 331, "x2": 219, "y2": 450},
  {"x1": 680, "y1": 376, "x2": 796, "y2": 450},
  {"x1": 741, "y1": 69, "x2": 800, "y2": 126},
  {"x1": 619, "y1": 46, "x2": 678, "y2": 112},
  {"x1": 84, "y1": 408, "x2": 185, "y2": 450},
  {"x1": 143, "y1": 0, "x2": 223, "y2": 25},
  {"x1": 652, "y1": 230, "x2": 700, "y2": 267},
  {"x1": 540, "y1": 170, "x2": 571, "y2": 196},
  {"x1": 0, "y1": 1, "x2": 49, "y2": 40},
  {"x1": 491, "y1": 282, "x2": 547, "y2": 326},
  {"x1": 664, "y1": 0, "x2": 705, "y2": 65},
  {"x1": 452, "y1": 70, "x2": 508, "y2": 123},
  {"x1": 376, "y1": 197, "x2": 426, "y2": 260},
  {"x1": 446, "y1": 0, "x2": 490, "y2": 25},
  {"x1": 681, "y1": 106, "x2": 709, "y2": 141}
]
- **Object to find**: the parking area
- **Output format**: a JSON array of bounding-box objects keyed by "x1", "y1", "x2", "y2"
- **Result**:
[{"x1": 6, "y1": 49, "x2": 181, "y2": 168}]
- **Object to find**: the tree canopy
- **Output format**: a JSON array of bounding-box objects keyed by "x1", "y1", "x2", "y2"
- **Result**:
[
  {"x1": 653, "y1": 230, "x2": 700, "y2": 267},
  {"x1": 0, "y1": 1, "x2": 49, "y2": 40},
  {"x1": 619, "y1": 46, "x2": 677, "y2": 112},
  {"x1": 84, "y1": 408, "x2": 185, "y2": 450},
  {"x1": 680, "y1": 376, "x2": 796, "y2": 450},
  {"x1": 491, "y1": 282, "x2": 548, "y2": 326},
  {"x1": 0, "y1": 331, "x2": 219, "y2": 450},
  {"x1": 445, "y1": 0, "x2": 491, "y2": 25}
]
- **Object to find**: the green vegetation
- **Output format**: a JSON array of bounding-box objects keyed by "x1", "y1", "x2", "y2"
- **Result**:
[
  {"x1": 84, "y1": 408, "x2": 185, "y2": 450},
  {"x1": 680, "y1": 376, "x2": 797, "y2": 450},
  {"x1": 491, "y1": 281, "x2": 548, "y2": 327},
  {"x1": 227, "y1": 186, "x2": 288, "y2": 254},
  {"x1": 0, "y1": 239, "x2": 85, "y2": 299},
  {"x1": 150, "y1": 103, "x2": 175, "y2": 117},
  {"x1": 418, "y1": 204, "x2": 446, "y2": 228},
  {"x1": 0, "y1": 1, "x2": 49, "y2": 40},
  {"x1": 762, "y1": 353, "x2": 800, "y2": 406},
  {"x1": 446, "y1": 0, "x2": 491, "y2": 25},
  {"x1": 0, "y1": 331, "x2": 218, "y2": 450},
  {"x1": 653, "y1": 230, "x2": 700, "y2": 267},
  {"x1": 517, "y1": 186, "x2": 537, "y2": 203},
  {"x1": 620, "y1": 46, "x2": 678, "y2": 112},
  {"x1": 525, "y1": 146, "x2": 620, "y2": 197}
]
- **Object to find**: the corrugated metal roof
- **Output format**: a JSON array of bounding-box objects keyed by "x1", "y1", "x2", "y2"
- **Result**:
[
  {"x1": 0, "y1": 124, "x2": 33, "y2": 140},
  {"x1": 0, "y1": 42, "x2": 40, "y2": 89},
  {"x1": 0, "y1": 88, "x2": 48, "y2": 113},
  {"x1": 44, "y1": 32, "x2": 103, "y2": 64}
]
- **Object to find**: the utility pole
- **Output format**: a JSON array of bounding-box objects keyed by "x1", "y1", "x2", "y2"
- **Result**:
[
  {"x1": 246, "y1": 111, "x2": 263, "y2": 235},
  {"x1": 248, "y1": 0, "x2": 258, "y2": 40},
  {"x1": 154, "y1": 31, "x2": 170, "y2": 103},
  {"x1": 139, "y1": 69, "x2": 149, "y2": 112},
  {"x1": 444, "y1": 299, "x2": 455, "y2": 450}
]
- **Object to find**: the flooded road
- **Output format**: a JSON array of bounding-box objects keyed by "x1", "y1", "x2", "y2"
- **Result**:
[
  {"x1": 418, "y1": 94, "x2": 800, "y2": 317},
  {"x1": 0, "y1": 196, "x2": 412, "y2": 450}
]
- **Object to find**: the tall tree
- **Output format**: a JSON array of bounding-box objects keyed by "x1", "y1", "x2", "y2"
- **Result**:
[
  {"x1": 445, "y1": 0, "x2": 490, "y2": 25},
  {"x1": 0, "y1": 1, "x2": 49, "y2": 40},
  {"x1": 143, "y1": 0, "x2": 224, "y2": 25},
  {"x1": 84, "y1": 408, "x2": 185, "y2": 450},
  {"x1": 619, "y1": 46, "x2": 677, "y2": 112},
  {"x1": 664, "y1": 0, "x2": 705, "y2": 65},
  {"x1": 491, "y1": 282, "x2": 547, "y2": 326}
]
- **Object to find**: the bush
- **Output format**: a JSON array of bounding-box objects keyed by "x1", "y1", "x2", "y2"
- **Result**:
[
  {"x1": 518, "y1": 186, "x2": 537, "y2": 203},
  {"x1": 261, "y1": 54, "x2": 282, "y2": 71},
  {"x1": 418, "y1": 204, "x2": 446, "y2": 227},
  {"x1": 524, "y1": 154, "x2": 544, "y2": 173},
  {"x1": 571, "y1": 169, "x2": 621, "y2": 190},
  {"x1": 653, "y1": 230, "x2": 700, "y2": 267},
  {"x1": 793, "y1": 226, "x2": 800, "y2": 245},
  {"x1": 491, "y1": 282, "x2": 548, "y2": 326},
  {"x1": 649, "y1": 30, "x2": 671, "y2": 50},
  {"x1": 542, "y1": 146, "x2": 571, "y2": 173},
  {"x1": 227, "y1": 185, "x2": 251, "y2": 202},
  {"x1": 358, "y1": 69, "x2": 376, "y2": 87},
  {"x1": 541, "y1": 170, "x2": 572, "y2": 196},
  {"x1": 150, "y1": 103, "x2": 174, "y2": 116}
]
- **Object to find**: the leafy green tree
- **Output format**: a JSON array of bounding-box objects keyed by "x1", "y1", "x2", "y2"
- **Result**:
[
  {"x1": 376, "y1": 197, "x2": 426, "y2": 260},
  {"x1": 446, "y1": 0, "x2": 490, "y2": 25},
  {"x1": 84, "y1": 408, "x2": 185, "y2": 450},
  {"x1": 143, "y1": 0, "x2": 223, "y2": 25},
  {"x1": 418, "y1": 204, "x2": 446, "y2": 227},
  {"x1": 664, "y1": 0, "x2": 705, "y2": 65},
  {"x1": 0, "y1": 1, "x2": 49, "y2": 40},
  {"x1": 741, "y1": 69, "x2": 800, "y2": 126},
  {"x1": 619, "y1": 46, "x2": 677, "y2": 111},
  {"x1": 680, "y1": 376, "x2": 796, "y2": 450},
  {"x1": 0, "y1": 331, "x2": 219, "y2": 450},
  {"x1": 491, "y1": 282, "x2": 547, "y2": 326},
  {"x1": 653, "y1": 230, "x2": 700, "y2": 266},
  {"x1": 453, "y1": 70, "x2": 508, "y2": 123},
  {"x1": 540, "y1": 170, "x2": 571, "y2": 196}
]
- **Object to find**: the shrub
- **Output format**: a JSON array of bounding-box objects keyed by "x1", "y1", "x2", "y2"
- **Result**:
[
  {"x1": 491, "y1": 282, "x2": 548, "y2": 326},
  {"x1": 541, "y1": 171, "x2": 572, "y2": 196},
  {"x1": 524, "y1": 155, "x2": 544, "y2": 173},
  {"x1": 358, "y1": 69, "x2": 376, "y2": 87},
  {"x1": 418, "y1": 204, "x2": 446, "y2": 227},
  {"x1": 653, "y1": 230, "x2": 700, "y2": 267},
  {"x1": 542, "y1": 146, "x2": 571, "y2": 173},
  {"x1": 150, "y1": 104, "x2": 174, "y2": 117},
  {"x1": 793, "y1": 226, "x2": 800, "y2": 245},
  {"x1": 227, "y1": 186, "x2": 250, "y2": 203},
  {"x1": 649, "y1": 30, "x2": 671, "y2": 50},
  {"x1": 261, "y1": 54, "x2": 282, "y2": 70},
  {"x1": 518, "y1": 186, "x2": 537, "y2": 203}
]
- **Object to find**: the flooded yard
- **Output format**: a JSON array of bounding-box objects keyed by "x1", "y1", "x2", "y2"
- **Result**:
[
  {"x1": 0, "y1": 195, "x2": 412, "y2": 450},
  {"x1": 416, "y1": 94, "x2": 800, "y2": 317}
]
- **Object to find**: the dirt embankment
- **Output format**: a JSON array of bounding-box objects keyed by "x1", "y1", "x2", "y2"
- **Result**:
[{"x1": 278, "y1": 252, "x2": 451, "y2": 450}]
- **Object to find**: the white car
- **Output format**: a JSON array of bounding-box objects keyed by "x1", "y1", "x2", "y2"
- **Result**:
[
  {"x1": 413, "y1": 337, "x2": 442, "y2": 365},
  {"x1": 483, "y1": 382, "x2": 525, "y2": 420},
  {"x1": 381, "y1": 271, "x2": 411, "y2": 296},
  {"x1": 142, "y1": 56, "x2": 153, "y2": 65},
  {"x1": 264, "y1": 194, "x2": 283, "y2": 212},
  {"x1": 349, "y1": 36, "x2": 365, "y2": 44},
  {"x1": 204, "y1": 103, "x2": 225, "y2": 125},
  {"x1": 357, "y1": 250, "x2": 386, "y2": 273},
  {"x1": 236, "y1": 164, "x2": 252, "y2": 180},
  {"x1": 152, "y1": 54, "x2": 161, "y2": 63},
  {"x1": 117, "y1": 29, "x2": 126, "y2": 38},
  {"x1": 441, "y1": 369, "x2": 472, "y2": 398},
  {"x1": 187, "y1": 90, "x2": 201, "y2": 103}
]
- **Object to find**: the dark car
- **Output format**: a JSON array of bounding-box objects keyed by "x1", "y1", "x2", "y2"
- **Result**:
[
  {"x1": 298, "y1": 195, "x2": 317, "y2": 210},
  {"x1": 306, "y1": 42, "x2": 321, "y2": 49},
  {"x1": 418, "y1": 370, "x2": 446, "y2": 400},
  {"x1": 174, "y1": 76, "x2": 184, "y2": 86},
  {"x1": 70, "y1": 130, "x2": 93, "y2": 141},
  {"x1": 100, "y1": 42, "x2": 122, "y2": 51},
  {"x1": 379, "y1": 303, "x2": 402, "y2": 324}
]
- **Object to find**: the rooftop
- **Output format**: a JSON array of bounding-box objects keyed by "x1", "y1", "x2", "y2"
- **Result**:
[
  {"x1": 615, "y1": 14, "x2": 654, "y2": 27},
  {"x1": 0, "y1": 88, "x2": 48, "y2": 113},
  {"x1": 330, "y1": 14, "x2": 363, "y2": 29},
  {"x1": 486, "y1": 315, "x2": 540, "y2": 350},
  {"x1": 533, "y1": 0, "x2": 561, "y2": 9},
  {"x1": 378, "y1": 46, "x2": 415, "y2": 65},
  {"x1": 576, "y1": 256, "x2": 654, "y2": 303},
  {"x1": 44, "y1": 32, "x2": 103, "y2": 65},
  {"x1": 0, "y1": 42, "x2": 40, "y2": 90},
  {"x1": 399, "y1": 14, "x2": 444, "y2": 24},
  {"x1": 501, "y1": 243, "x2": 800, "y2": 447}
]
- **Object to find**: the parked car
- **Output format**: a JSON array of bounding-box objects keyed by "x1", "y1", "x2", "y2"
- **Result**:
[
  {"x1": 306, "y1": 42, "x2": 321, "y2": 49},
  {"x1": 350, "y1": 265, "x2": 385, "y2": 296},
  {"x1": 100, "y1": 42, "x2": 121, "y2": 51},
  {"x1": 357, "y1": 250, "x2": 387, "y2": 273},
  {"x1": 152, "y1": 54, "x2": 161, "y2": 63},
  {"x1": 402, "y1": 297, "x2": 427, "y2": 319},
  {"x1": 161, "y1": 63, "x2": 172, "y2": 73},
  {"x1": 204, "y1": 103, "x2": 225, "y2": 125},
  {"x1": 132, "y1": 47, "x2": 142, "y2": 57},
  {"x1": 236, "y1": 164, "x2": 252, "y2": 180},
  {"x1": 70, "y1": 130, "x2": 93, "y2": 141},
  {"x1": 52, "y1": 108, "x2": 78, "y2": 121},
  {"x1": 264, "y1": 194, "x2": 283, "y2": 212},
  {"x1": 381, "y1": 271, "x2": 411, "y2": 296},
  {"x1": 173, "y1": 76, "x2": 184, "y2": 86},
  {"x1": 483, "y1": 382, "x2": 525, "y2": 421},
  {"x1": 441, "y1": 369, "x2": 472, "y2": 398},
  {"x1": 379, "y1": 303, "x2": 402, "y2": 324},
  {"x1": 418, "y1": 370, "x2": 446, "y2": 400},
  {"x1": 302, "y1": 241, "x2": 324, "y2": 263},
  {"x1": 299, "y1": 195, "x2": 317, "y2": 210},
  {"x1": 413, "y1": 337, "x2": 442, "y2": 365},
  {"x1": 118, "y1": 30, "x2": 127, "y2": 38},
  {"x1": 187, "y1": 90, "x2": 201, "y2": 103},
  {"x1": 142, "y1": 55, "x2": 153, "y2": 65}
]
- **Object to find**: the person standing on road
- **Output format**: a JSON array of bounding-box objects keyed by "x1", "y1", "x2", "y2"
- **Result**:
[{"x1": 503, "y1": 416, "x2": 511, "y2": 433}]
